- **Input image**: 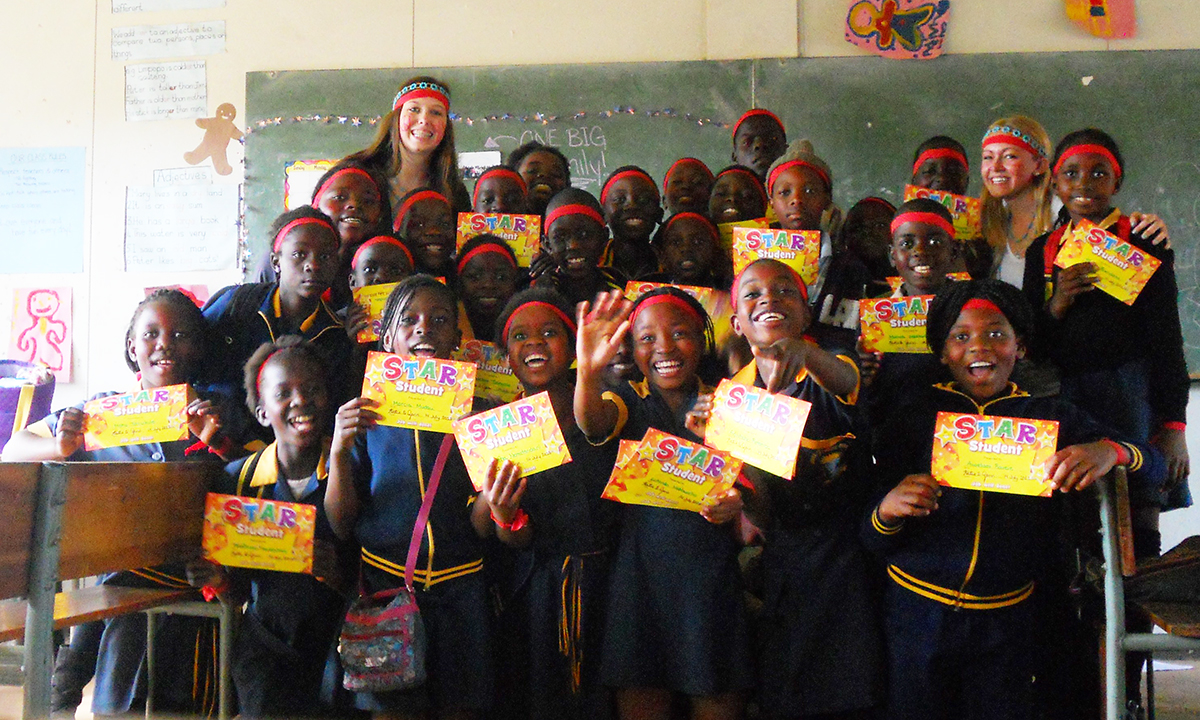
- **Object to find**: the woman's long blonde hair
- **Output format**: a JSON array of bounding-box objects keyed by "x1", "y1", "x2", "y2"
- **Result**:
[
  {"x1": 345, "y1": 76, "x2": 463, "y2": 205},
  {"x1": 979, "y1": 115, "x2": 1054, "y2": 251}
]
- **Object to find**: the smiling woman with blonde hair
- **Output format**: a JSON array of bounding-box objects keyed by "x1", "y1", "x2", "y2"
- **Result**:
[{"x1": 346, "y1": 76, "x2": 470, "y2": 212}]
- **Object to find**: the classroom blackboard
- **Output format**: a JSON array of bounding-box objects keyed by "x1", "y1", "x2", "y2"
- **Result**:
[{"x1": 245, "y1": 51, "x2": 1200, "y2": 373}]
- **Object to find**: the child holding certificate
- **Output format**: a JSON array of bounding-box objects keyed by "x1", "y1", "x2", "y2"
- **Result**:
[
  {"x1": 575, "y1": 287, "x2": 749, "y2": 720},
  {"x1": 716, "y1": 258, "x2": 884, "y2": 719},
  {"x1": 1023, "y1": 128, "x2": 1190, "y2": 552},
  {"x1": 863, "y1": 279, "x2": 1165, "y2": 720},
  {"x1": 4, "y1": 289, "x2": 232, "y2": 717},
  {"x1": 484, "y1": 288, "x2": 618, "y2": 720},
  {"x1": 214, "y1": 337, "x2": 353, "y2": 718},
  {"x1": 326, "y1": 274, "x2": 495, "y2": 718}
]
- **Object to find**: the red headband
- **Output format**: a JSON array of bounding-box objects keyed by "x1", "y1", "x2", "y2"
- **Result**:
[
  {"x1": 502, "y1": 300, "x2": 577, "y2": 345},
  {"x1": 767, "y1": 159, "x2": 831, "y2": 196},
  {"x1": 663, "y1": 158, "x2": 714, "y2": 193},
  {"x1": 600, "y1": 169, "x2": 658, "y2": 206},
  {"x1": 982, "y1": 130, "x2": 1045, "y2": 160},
  {"x1": 255, "y1": 349, "x2": 284, "y2": 396},
  {"x1": 716, "y1": 167, "x2": 769, "y2": 207},
  {"x1": 393, "y1": 190, "x2": 450, "y2": 232},
  {"x1": 273, "y1": 217, "x2": 335, "y2": 252},
  {"x1": 890, "y1": 211, "x2": 955, "y2": 238},
  {"x1": 472, "y1": 168, "x2": 527, "y2": 207},
  {"x1": 963, "y1": 298, "x2": 1002, "y2": 314},
  {"x1": 544, "y1": 203, "x2": 606, "y2": 229},
  {"x1": 1053, "y1": 144, "x2": 1122, "y2": 181},
  {"x1": 392, "y1": 80, "x2": 450, "y2": 111},
  {"x1": 662, "y1": 212, "x2": 718, "y2": 240},
  {"x1": 858, "y1": 196, "x2": 896, "y2": 212},
  {"x1": 732, "y1": 108, "x2": 785, "y2": 140},
  {"x1": 912, "y1": 148, "x2": 969, "y2": 175},
  {"x1": 630, "y1": 293, "x2": 706, "y2": 329},
  {"x1": 351, "y1": 236, "x2": 413, "y2": 271},
  {"x1": 310, "y1": 167, "x2": 380, "y2": 208},
  {"x1": 456, "y1": 242, "x2": 517, "y2": 274},
  {"x1": 731, "y1": 262, "x2": 808, "y2": 303}
]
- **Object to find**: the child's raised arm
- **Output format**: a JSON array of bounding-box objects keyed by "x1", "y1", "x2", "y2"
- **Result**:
[
  {"x1": 325, "y1": 396, "x2": 380, "y2": 540},
  {"x1": 2, "y1": 408, "x2": 85, "y2": 462},
  {"x1": 755, "y1": 337, "x2": 858, "y2": 398},
  {"x1": 573, "y1": 290, "x2": 632, "y2": 440}
]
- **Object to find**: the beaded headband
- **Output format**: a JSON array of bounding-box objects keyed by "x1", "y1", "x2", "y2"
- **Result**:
[
  {"x1": 393, "y1": 80, "x2": 450, "y2": 111},
  {"x1": 982, "y1": 125, "x2": 1047, "y2": 159}
]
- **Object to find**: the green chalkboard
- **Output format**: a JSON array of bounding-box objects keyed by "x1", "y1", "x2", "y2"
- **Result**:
[{"x1": 245, "y1": 51, "x2": 1200, "y2": 373}]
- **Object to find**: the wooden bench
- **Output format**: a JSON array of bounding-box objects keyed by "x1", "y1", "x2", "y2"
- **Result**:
[{"x1": 0, "y1": 461, "x2": 236, "y2": 720}]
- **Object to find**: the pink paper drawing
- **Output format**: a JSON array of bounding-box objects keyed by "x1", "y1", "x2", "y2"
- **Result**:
[
  {"x1": 845, "y1": 0, "x2": 950, "y2": 60},
  {"x1": 1064, "y1": 0, "x2": 1136, "y2": 39},
  {"x1": 10, "y1": 287, "x2": 72, "y2": 381}
]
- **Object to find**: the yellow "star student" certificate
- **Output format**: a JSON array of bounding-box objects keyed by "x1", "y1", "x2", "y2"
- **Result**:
[
  {"x1": 1054, "y1": 220, "x2": 1161, "y2": 305},
  {"x1": 454, "y1": 340, "x2": 521, "y2": 404},
  {"x1": 903, "y1": 185, "x2": 982, "y2": 240},
  {"x1": 858, "y1": 295, "x2": 935, "y2": 354},
  {"x1": 704, "y1": 379, "x2": 810, "y2": 479},
  {"x1": 456, "y1": 212, "x2": 541, "y2": 267},
  {"x1": 361, "y1": 351, "x2": 476, "y2": 433},
  {"x1": 931, "y1": 412, "x2": 1060, "y2": 497},
  {"x1": 731, "y1": 226, "x2": 822, "y2": 285},
  {"x1": 453, "y1": 391, "x2": 572, "y2": 491},
  {"x1": 601, "y1": 429, "x2": 743, "y2": 512},
  {"x1": 351, "y1": 282, "x2": 399, "y2": 344},
  {"x1": 83, "y1": 383, "x2": 195, "y2": 451},
  {"x1": 202, "y1": 493, "x2": 317, "y2": 574}
]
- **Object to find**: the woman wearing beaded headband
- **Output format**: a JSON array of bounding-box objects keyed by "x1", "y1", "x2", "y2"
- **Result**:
[
  {"x1": 345, "y1": 75, "x2": 471, "y2": 214},
  {"x1": 980, "y1": 115, "x2": 1167, "y2": 289}
]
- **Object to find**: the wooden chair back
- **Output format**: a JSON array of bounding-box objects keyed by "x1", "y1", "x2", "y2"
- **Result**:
[
  {"x1": 0, "y1": 463, "x2": 41, "y2": 599},
  {"x1": 56, "y1": 461, "x2": 219, "y2": 581}
]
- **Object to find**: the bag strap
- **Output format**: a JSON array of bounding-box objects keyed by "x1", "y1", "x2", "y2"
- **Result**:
[{"x1": 403, "y1": 434, "x2": 456, "y2": 591}]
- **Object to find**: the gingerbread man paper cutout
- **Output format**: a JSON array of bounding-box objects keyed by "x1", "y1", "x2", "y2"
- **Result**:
[
  {"x1": 845, "y1": 0, "x2": 950, "y2": 60},
  {"x1": 184, "y1": 102, "x2": 243, "y2": 176},
  {"x1": 9, "y1": 287, "x2": 72, "y2": 381}
]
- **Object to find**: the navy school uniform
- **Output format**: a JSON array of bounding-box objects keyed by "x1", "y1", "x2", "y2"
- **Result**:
[
  {"x1": 202, "y1": 283, "x2": 353, "y2": 436},
  {"x1": 217, "y1": 443, "x2": 352, "y2": 718},
  {"x1": 350, "y1": 425, "x2": 493, "y2": 714},
  {"x1": 593, "y1": 379, "x2": 754, "y2": 696},
  {"x1": 492, "y1": 421, "x2": 619, "y2": 720},
  {"x1": 732, "y1": 352, "x2": 885, "y2": 717},
  {"x1": 1023, "y1": 210, "x2": 1190, "y2": 511},
  {"x1": 31, "y1": 392, "x2": 223, "y2": 716},
  {"x1": 862, "y1": 381, "x2": 1166, "y2": 720}
]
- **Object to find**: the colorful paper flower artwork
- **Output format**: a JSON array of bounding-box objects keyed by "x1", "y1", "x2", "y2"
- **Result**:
[{"x1": 845, "y1": 0, "x2": 951, "y2": 60}]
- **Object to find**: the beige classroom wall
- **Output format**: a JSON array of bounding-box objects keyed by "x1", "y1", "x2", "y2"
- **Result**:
[{"x1": 2, "y1": 0, "x2": 1199, "y2": 540}]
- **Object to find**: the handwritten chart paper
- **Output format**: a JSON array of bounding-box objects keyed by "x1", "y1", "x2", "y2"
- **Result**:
[
  {"x1": 124, "y1": 185, "x2": 239, "y2": 271},
  {"x1": 0, "y1": 148, "x2": 85, "y2": 273},
  {"x1": 125, "y1": 61, "x2": 207, "y2": 122},
  {"x1": 112, "y1": 21, "x2": 226, "y2": 61}
]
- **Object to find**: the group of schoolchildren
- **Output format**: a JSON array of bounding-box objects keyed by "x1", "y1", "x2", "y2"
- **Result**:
[{"x1": 1, "y1": 78, "x2": 1191, "y2": 720}]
